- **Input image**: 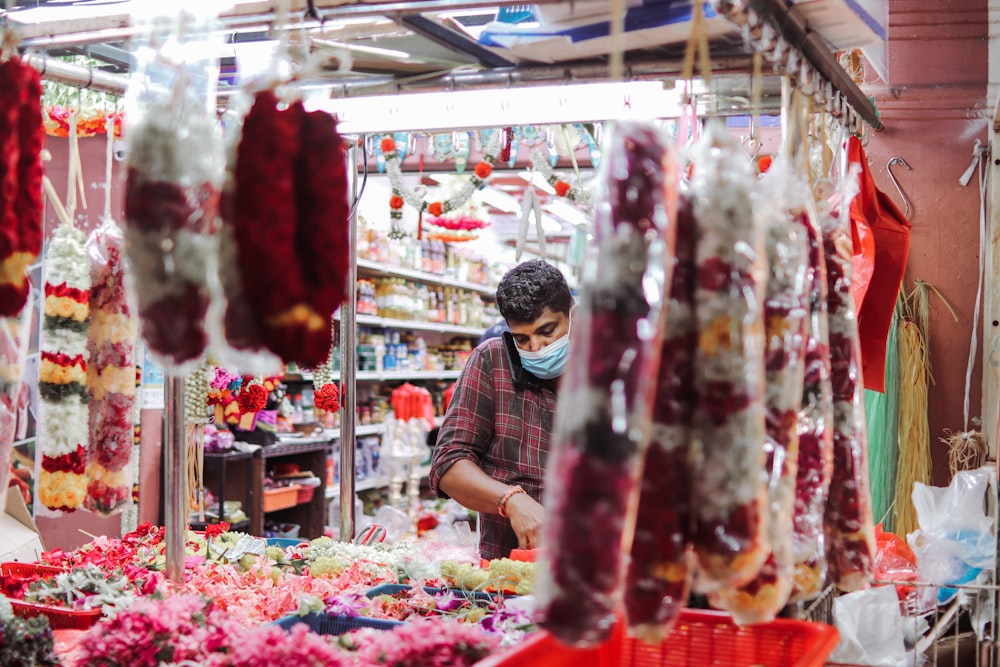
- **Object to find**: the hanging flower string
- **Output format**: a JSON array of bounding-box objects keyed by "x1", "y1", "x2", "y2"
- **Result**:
[
  {"x1": 529, "y1": 149, "x2": 591, "y2": 208},
  {"x1": 313, "y1": 319, "x2": 341, "y2": 414},
  {"x1": 385, "y1": 130, "x2": 503, "y2": 234}
]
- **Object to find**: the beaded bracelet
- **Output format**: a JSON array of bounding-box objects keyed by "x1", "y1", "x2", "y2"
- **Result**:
[{"x1": 497, "y1": 485, "x2": 526, "y2": 519}]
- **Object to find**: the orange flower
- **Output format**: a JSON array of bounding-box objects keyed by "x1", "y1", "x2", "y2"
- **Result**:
[
  {"x1": 380, "y1": 136, "x2": 395, "y2": 153},
  {"x1": 554, "y1": 181, "x2": 571, "y2": 197},
  {"x1": 389, "y1": 195, "x2": 404, "y2": 210},
  {"x1": 474, "y1": 162, "x2": 492, "y2": 179},
  {"x1": 428, "y1": 202, "x2": 443, "y2": 216},
  {"x1": 757, "y1": 155, "x2": 773, "y2": 174}
]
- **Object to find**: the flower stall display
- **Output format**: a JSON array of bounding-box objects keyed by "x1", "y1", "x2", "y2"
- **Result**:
[
  {"x1": 536, "y1": 121, "x2": 675, "y2": 646},
  {"x1": 37, "y1": 154, "x2": 91, "y2": 513},
  {"x1": 121, "y1": 9, "x2": 226, "y2": 372},
  {"x1": 0, "y1": 55, "x2": 44, "y2": 318}
]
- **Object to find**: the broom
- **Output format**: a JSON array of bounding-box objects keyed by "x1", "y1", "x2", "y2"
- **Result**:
[{"x1": 865, "y1": 305, "x2": 900, "y2": 533}]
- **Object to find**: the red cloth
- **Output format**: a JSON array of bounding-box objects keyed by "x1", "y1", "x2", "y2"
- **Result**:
[{"x1": 848, "y1": 137, "x2": 911, "y2": 392}]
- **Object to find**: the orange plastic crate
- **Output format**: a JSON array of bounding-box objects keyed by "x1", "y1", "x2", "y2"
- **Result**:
[
  {"x1": 477, "y1": 610, "x2": 839, "y2": 667},
  {"x1": 263, "y1": 486, "x2": 300, "y2": 512}
]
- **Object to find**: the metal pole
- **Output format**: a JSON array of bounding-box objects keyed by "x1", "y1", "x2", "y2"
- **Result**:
[
  {"x1": 162, "y1": 376, "x2": 186, "y2": 582},
  {"x1": 338, "y1": 144, "x2": 358, "y2": 543},
  {"x1": 21, "y1": 53, "x2": 128, "y2": 96}
]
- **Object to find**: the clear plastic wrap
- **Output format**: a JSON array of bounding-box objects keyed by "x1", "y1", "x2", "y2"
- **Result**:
[
  {"x1": 789, "y1": 210, "x2": 835, "y2": 603},
  {"x1": 122, "y1": 5, "x2": 225, "y2": 373},
  {"x1": 536, "y1": 121, "x2": 675, "y2": 646},
  {"x1": 624, "y1": 195, "x2": 693, "y2": 643},
  {"x1": 821, "y1": 191, "x2": 877, "y2": 593},
  {"x1": 0, "y1": 303, "x2": 33, "y2": 515},
  {"x1": 37, "y1": 223, "x2": 91, "y2": 513},
  {"x1": 709, "y1": 160, "x2": 811, "y2": 622},
  {"x1": 688, "y1": 119, "x2": 769, "y2": 592},
  {"x1": 84, "y1": 218, "x2": 138, "y2": 516}
]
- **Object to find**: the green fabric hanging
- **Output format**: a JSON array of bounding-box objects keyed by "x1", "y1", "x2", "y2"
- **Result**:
[{"x1": 865, "y1": 305, "x2": 900, "y2": 533}]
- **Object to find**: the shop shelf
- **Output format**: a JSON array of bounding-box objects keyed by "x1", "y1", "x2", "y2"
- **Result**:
[
  {"x1": 356, "y1": 258, "x2": 496, "y2": 297},
  {"x1": 476, "y1": 610, "x2": 839, "y2": 667}
]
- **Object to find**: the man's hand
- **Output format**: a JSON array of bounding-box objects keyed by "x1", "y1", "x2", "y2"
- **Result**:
[{"x1": 504, "y1": 492, "x2": 544, "y2": 550}]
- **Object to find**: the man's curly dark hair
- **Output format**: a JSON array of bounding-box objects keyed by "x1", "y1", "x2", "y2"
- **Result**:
[{"x1": 495, "y1": 259, "x2": 572, "y2": 324}]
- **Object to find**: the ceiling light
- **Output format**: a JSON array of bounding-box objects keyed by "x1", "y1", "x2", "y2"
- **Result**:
[{"x1": 312, "y1": 80, "x2": 682, "y2": 134}]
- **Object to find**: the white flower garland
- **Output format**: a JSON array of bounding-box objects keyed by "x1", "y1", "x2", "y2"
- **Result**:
[
  {"x1": 38, "y1": 222, "x2": 91, "y2": 513},
  {"x1": 384, "y1": 130, "x2": 503, "y2": 218}
]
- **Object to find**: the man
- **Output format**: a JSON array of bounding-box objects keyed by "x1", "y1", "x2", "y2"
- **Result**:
[{"x1": 430, "y1": 259, "x2": 572, "y2": 560}]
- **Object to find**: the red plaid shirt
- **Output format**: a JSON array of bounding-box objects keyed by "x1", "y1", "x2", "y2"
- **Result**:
[{"x1": 430, "y1": 334, "x2": 558, "y2": 561}]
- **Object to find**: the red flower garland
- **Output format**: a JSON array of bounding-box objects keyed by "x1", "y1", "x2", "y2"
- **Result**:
[
  {"x1": 0, "y1": 57, "x2": 44, "y2": 317},
  {"x1": 231, "y1": 90, "x2": 348, "y2": 367},
  {"x1": 237, "y1": 383, "x2": 268, "y2": 414},
  {"x1": 314, "y1": 384, "x2": 340, "y2": 412}
]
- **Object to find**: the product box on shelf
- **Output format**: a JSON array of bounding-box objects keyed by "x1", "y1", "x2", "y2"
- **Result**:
[{"x1": 0, "y1": 487, "x2": 44, "y2": 562}]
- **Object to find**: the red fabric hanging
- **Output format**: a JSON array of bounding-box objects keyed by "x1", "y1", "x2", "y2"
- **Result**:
[
  {"x1": 848, "y1": 136, "x2": 911, "y2": 392},
  {"x1": 390, "y1": 382, "x2": 435, "y2": 430}
]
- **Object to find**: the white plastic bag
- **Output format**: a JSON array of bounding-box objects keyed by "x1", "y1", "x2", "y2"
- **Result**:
[{"x1": 829, "y1": 585, "x2": 908, "y2": 667}]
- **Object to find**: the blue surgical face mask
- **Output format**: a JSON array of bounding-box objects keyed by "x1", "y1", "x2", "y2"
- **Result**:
[{"x1": 517, "y1": 327, "x2": 570, "y2": 380}]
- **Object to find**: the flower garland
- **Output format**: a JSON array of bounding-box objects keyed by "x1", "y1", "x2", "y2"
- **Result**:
[
  {"x1": 529, "y1": 148, "x2": 591, "y2": 206},
  {"x1": 84, "y1": 219, "x2": 138, "y2": 516},
  {"x1": 37, "y1": 223, "x2": 91, "y2": 513},
  {"x1": 230, "y1": 90, "x2": 349, "y2": 368},
  {"x1": 207, "y1": 366, "x2": 243, "y2": 426},
  {"x1": 313, "y1": 318, "x2": 340, "y2": 413},
  {"x1": 385, "y1": 130, "x2": 502, "y2": 231},
  {"x1": 185, "y1": 362, "x2": 210, "y2": 519},
  {"x1": 0, "y1": 55, "x2": 44, "y2": 318}
]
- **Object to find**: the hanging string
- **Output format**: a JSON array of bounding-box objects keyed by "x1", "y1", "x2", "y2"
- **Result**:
[
  {"x1": 608, "y1": 0, "x2": 626, "y2": 83},
  {"x1": 104, "y1": 113, "x2": 114, "y2": 220},
  {"x1": 962, "y1": 143, "x2": 988, "y2": 432}
]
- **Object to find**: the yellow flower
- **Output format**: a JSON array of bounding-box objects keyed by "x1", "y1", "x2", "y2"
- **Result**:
[
  {"x1": 44, "y1": 295, "x2": 88, "y2": 322},
  {"x1": 40, "y1": 359, "x2": 87, "y2": 385},
  {"x1": 698, "y1": 315, "x2": 734, "y2": 356}
]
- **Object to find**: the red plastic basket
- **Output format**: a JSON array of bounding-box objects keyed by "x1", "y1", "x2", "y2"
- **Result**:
[
  {"x1": 1, "y1": 562, "x2": 103, "y2": 630},
  {"x1": 477, "y1": 610, "x2": 840, "y2": 667}
]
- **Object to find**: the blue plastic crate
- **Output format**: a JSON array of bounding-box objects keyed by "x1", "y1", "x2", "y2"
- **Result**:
[
  {"x1": 266, "y1": 537, "x2": 309, "y2": 549},
  {"x1": 274, "y1": 612, "x2": 403, "y2": 635}
]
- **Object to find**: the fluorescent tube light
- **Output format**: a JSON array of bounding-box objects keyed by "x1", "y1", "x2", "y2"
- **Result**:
[{"x1": 311, "y1": 80, "x2": 682, "y2": 134}]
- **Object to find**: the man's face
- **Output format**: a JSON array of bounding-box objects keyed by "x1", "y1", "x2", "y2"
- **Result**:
[{"x1": 507, "y1": 306, "x2": 570, "y2": 353}]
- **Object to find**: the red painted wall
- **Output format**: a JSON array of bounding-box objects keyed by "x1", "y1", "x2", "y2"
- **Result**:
[{"x1": 861, "y1": 0, "x2": 990, "y2": 484}]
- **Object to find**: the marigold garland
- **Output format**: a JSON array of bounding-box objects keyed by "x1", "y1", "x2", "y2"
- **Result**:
[{"x1": 44, "y1": 106, "x2": 123, "y2": 138}]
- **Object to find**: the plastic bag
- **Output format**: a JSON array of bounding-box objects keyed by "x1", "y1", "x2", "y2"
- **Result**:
[
  {"x1": 0, "y1": 302, "x2": 33, "y2": 515},
  {"x1": 709, "y1": 159, "x2": 811, "y2": 622},
  {"x1": 847, "y1": 136, "x2": 911, "y2": 393},
  {"x1": 688, "y1": 119, "x2": 769, "y2": 593},
  {"x1": 122, "y1": 3, "x2": 226, "y2": 373},
  {"x1": 821, "y1": 174, "x2": 877, "y2": 593},
  {"x1": 908, "y1": 466, "x2": 996, "y2": 602},
  {"x1": 83, "y1": 218, "x2": 138, "y2": 516},
  {"x1": 536, "y1": 121, "x2": 675, "y2": 646},
  {"x1": 624, "y1": 194, "x2": 692, "y2": 643},
  {"x1": 789, "y1": 209, "x2": 835, "y2": 603},
  {"x1": 828, "y1": 585, "x2": 908, "y2": 667}
]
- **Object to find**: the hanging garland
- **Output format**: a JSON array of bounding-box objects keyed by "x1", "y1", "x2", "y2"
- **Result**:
[
  {"x1": 385, "y1": 130, "x2": 503, "y2": 233},
  {"x1": 313, "y1": 319, "x2": 341, "y2": 414},
  {"x1": 529, "y1": 150, "x2": 590, "y2": 207}
]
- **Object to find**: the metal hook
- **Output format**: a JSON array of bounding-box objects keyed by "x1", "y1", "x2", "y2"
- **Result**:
[{"x1": 887, "y1": 156, "x2": 913, "y2": 219}]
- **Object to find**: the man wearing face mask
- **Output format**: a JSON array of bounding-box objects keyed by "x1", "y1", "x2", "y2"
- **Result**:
[{"x1": 430, "y1": 259, "x2": 571, "y2": 560}]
